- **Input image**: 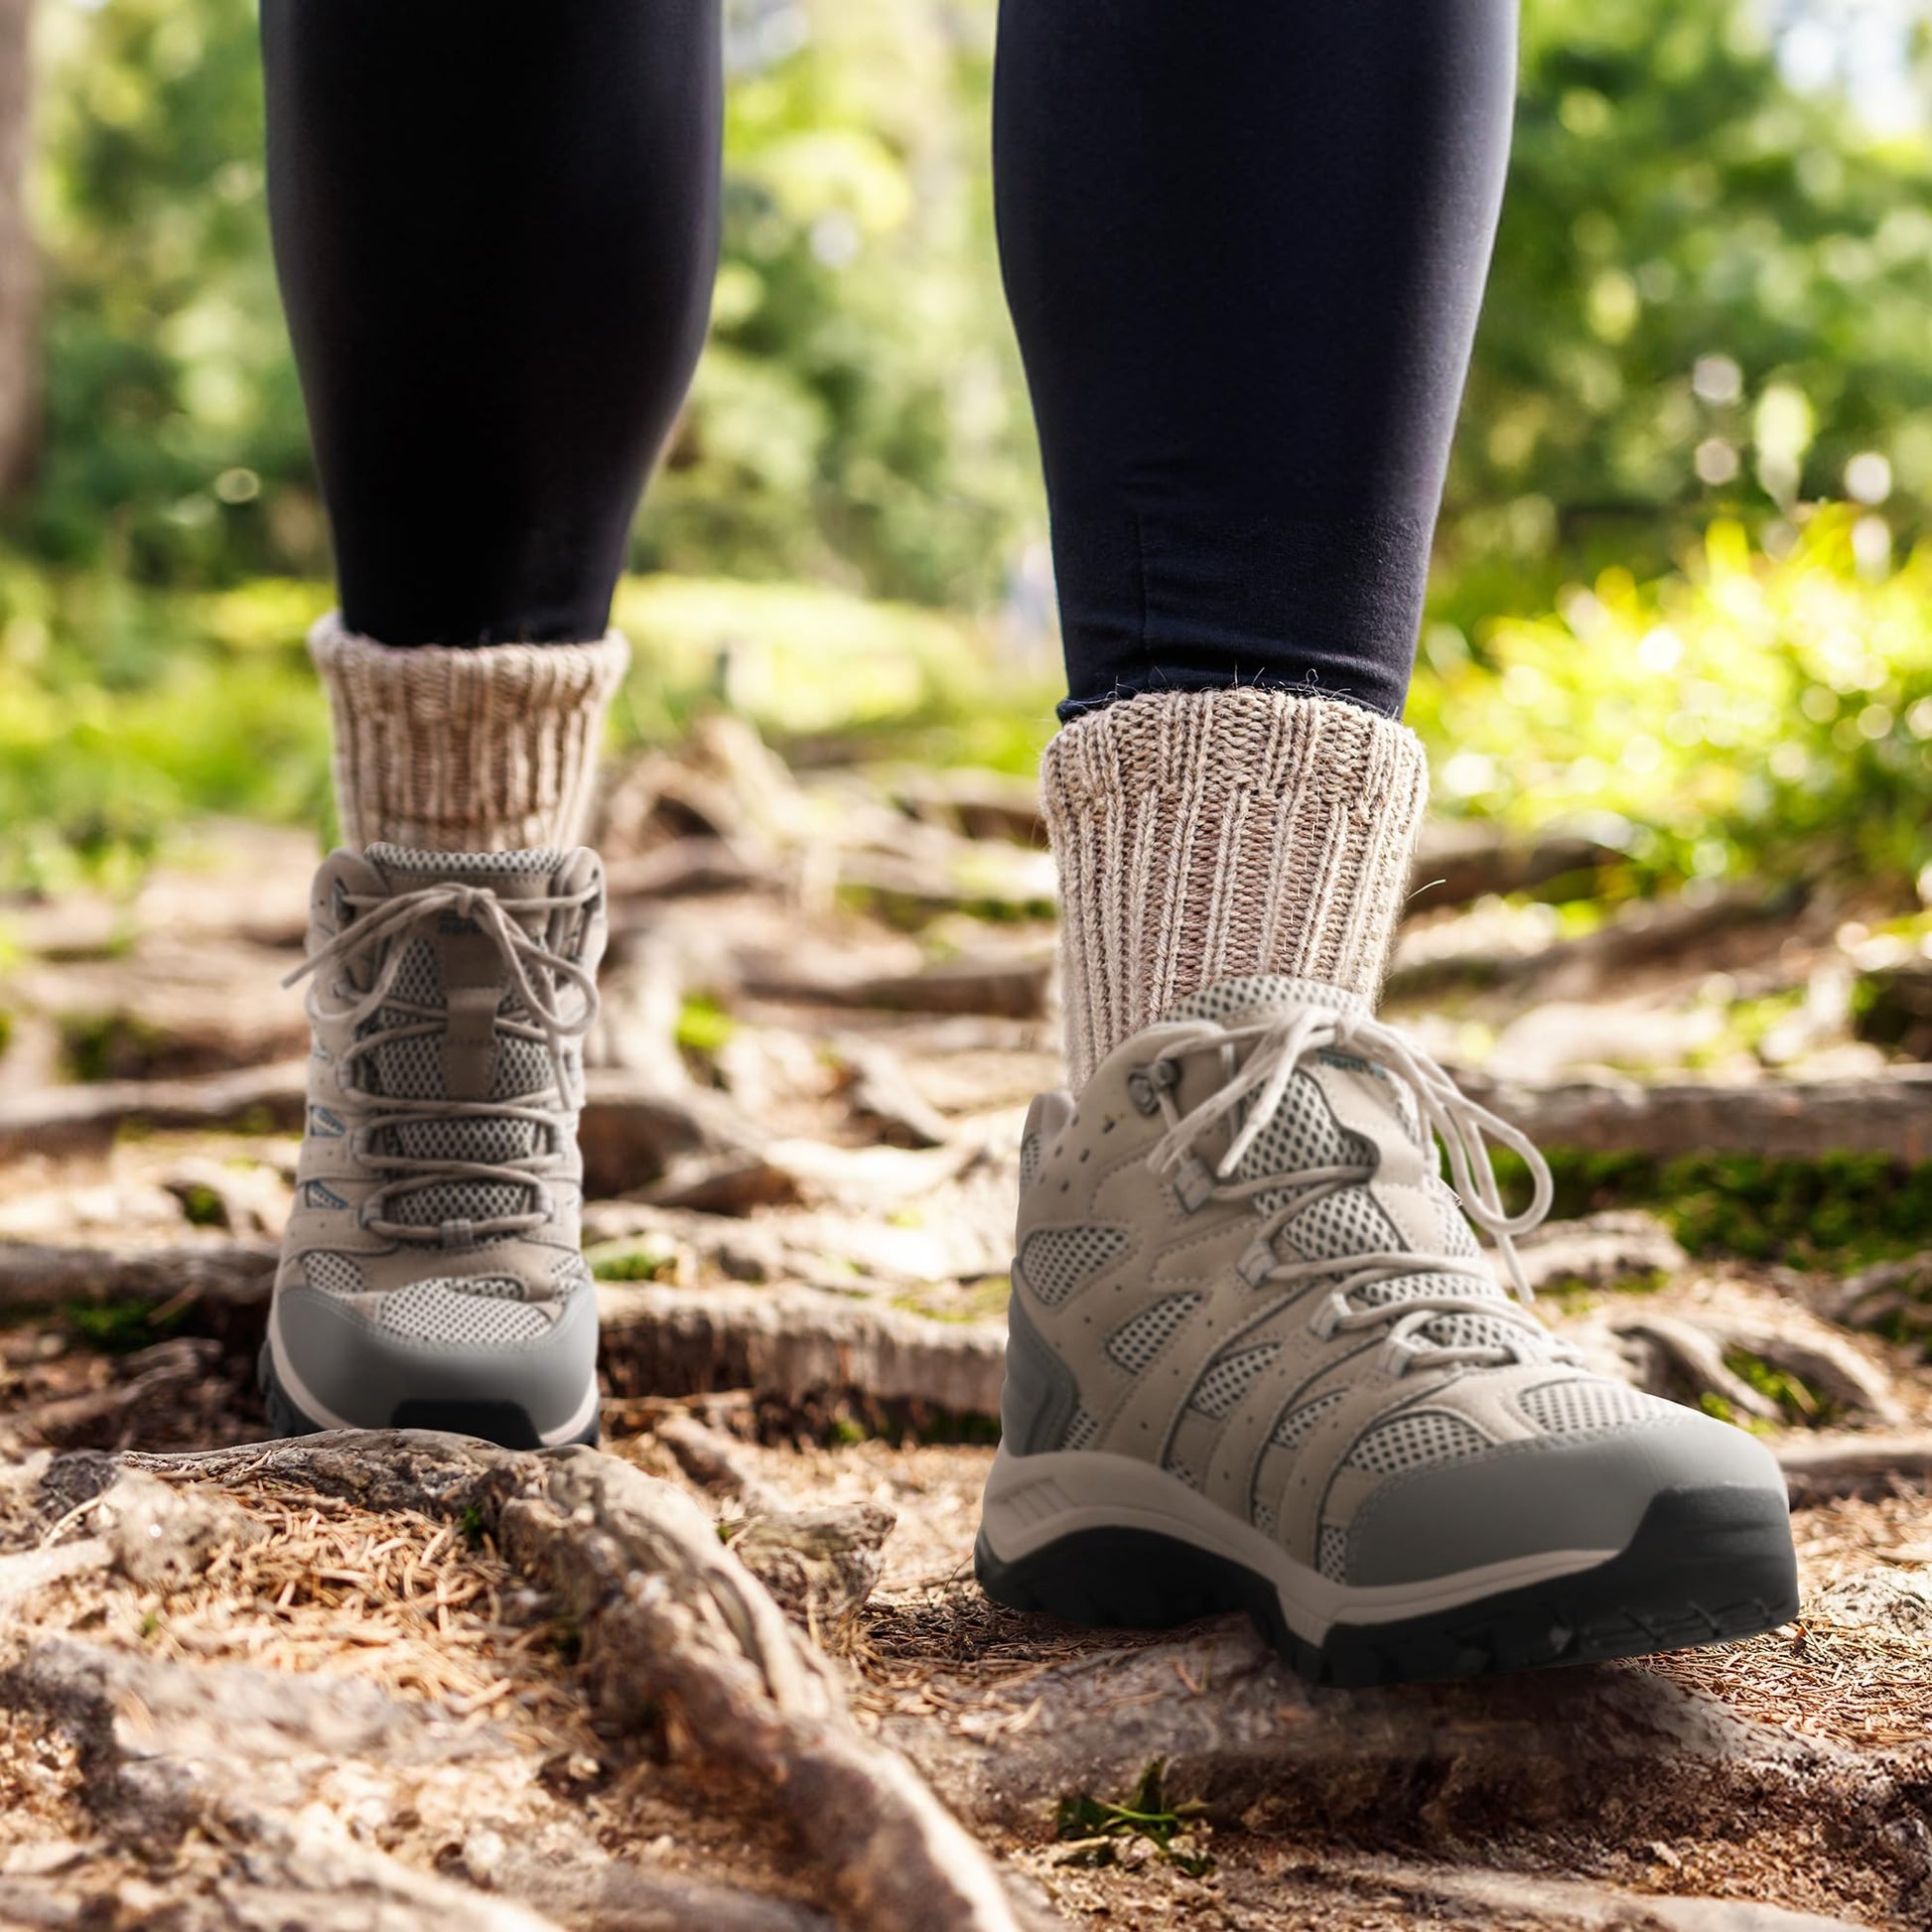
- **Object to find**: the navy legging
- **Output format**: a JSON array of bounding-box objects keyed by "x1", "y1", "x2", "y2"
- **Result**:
[{"x1": 262, "y1": 0, "x2": 1516, "y2": 718}]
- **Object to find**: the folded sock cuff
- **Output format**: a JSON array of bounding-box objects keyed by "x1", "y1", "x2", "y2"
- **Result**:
[
  {"x1": 1040, "y1": 688, "x2": 1429, "y2": 1086},
  {"x1": 310, "y1": 615, "x2": 629, "y2": 853}
]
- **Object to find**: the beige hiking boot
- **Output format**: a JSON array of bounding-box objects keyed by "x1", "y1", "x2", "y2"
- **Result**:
[
  {"x1": 260, "y1": 844, "x2": 606, "y2": 1447},
  {"x1": 977, "y1": 975, "x2": 1799, "y2": 1685}
]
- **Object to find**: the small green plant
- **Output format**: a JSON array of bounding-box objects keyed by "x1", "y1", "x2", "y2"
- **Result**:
[
  {"x1": 1055, "y1": 1761, "x2": 1212, "y2": 1878},
  {"x1": 674, "y1": 993, "x2": 740, "y2": 1058},
  {"x1": 1723, "y1": 1346, "x2": 1828, "y2": 1425},
  {"x1": 177, "y1": 1182, "x2": 226, "y2": 1228},
  {"x1": 457, "y1": 1503, "x2": 486, "y2": 1549}
]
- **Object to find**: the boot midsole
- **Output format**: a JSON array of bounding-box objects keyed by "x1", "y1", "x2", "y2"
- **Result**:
[{"x1": 978, "y1": 1446, "x2": 1620, "y2": 1645}]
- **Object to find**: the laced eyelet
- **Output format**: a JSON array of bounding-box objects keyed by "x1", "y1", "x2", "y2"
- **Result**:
[
  {"x1": 1127, "y1": 1058, "x2": 1176, "y2": 1116},
  {"x1": 1309, "y1": 1290, "x2": 1351, "y2": 1340},
  {"x1": 1237, "y1": 1236, "x2": 1276, "y2": 1288},
  {"x1": 1172, "y1": 1155, "x2": 1215, "y2": 1213},
  {"x1": 1376, "y1": 1333, "x2": 1417, "y2": 1375}
]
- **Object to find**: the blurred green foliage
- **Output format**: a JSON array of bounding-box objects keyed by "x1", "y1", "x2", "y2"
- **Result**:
[
  {"x1": 17, "y1": 0, "x2": 1932, "y2": 605},
  {"x1": 18, "y1": 0, "x2": 1031, "y2": 607},
  {"x1": 1408, "y1": 508, "x2": 1932, "y2": 895},
  {"x1": 5, "y1": 0, "x2": 1932, "y2": 896},
  {"x1": 1497, "y1": 1144, "x2": 1932, "y2": 1272},
  {"x1": 1444, "y1": 0, "x2": 1932, "y2": 621},
  {"x1": 25, "y1": 0, "x2": 312, "y2": 580}
]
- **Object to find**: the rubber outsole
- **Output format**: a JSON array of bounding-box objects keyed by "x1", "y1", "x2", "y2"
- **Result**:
[
  {"x1": 257, "y1": 1340, "x2": 601, "y2": 1449},
  {"x1": 974, "y1": 1483, "x2": 1799, "y2": 1687}
]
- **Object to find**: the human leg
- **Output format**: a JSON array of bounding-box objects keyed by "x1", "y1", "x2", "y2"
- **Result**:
[
  {"x1": 981, "y1": 1, "x2": 1798, "y2": 1680},
  {"x1": 263, "y1": 0, "x2": 722, "y2": 849},
  {"x1": 995, "y1": 0, "x2": 1515, "y2": 1080},
  {"x1": 258, "y1": 1, "x2": 721, "y2": 1443}
]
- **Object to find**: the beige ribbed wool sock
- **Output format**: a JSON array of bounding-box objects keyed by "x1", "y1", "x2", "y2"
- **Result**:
[
  {"x1": 1041, "y1": 688, "x2": 1430, "y2": 1087},
  {"x1": 309, "y1": 614, "x2": 630, "y2": 852}
]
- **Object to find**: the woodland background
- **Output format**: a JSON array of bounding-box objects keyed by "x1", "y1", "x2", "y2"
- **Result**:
[{"x1": 5, "y1": 6, "x2": 1932, "y2": 1932}]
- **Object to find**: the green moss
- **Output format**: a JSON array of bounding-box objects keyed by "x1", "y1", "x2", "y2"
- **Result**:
[
  {"x1": 60, "y1": 1009, "x2": 168, "y2": 1082},
  {"x1": 1538, "y1": 1266, "x2": 1669, "y2": 1315},
  {"x1": 63, "y1": 1298, "x2": 185, "y2": 1352},
  {"x1": 891, "y1": 1277, "x2": 1011, "y2": 1325},
  {"x1": 1723, "y1": 1345, "x2": 1830, "y2": 1425},
  {"x1": 177, "y1": 1182, "x2": 225, "y2": 1228},
  {"x1": 589, "y1": 1242, "x2": 679, "y2": 1284},
  {"x1": 1491, "y1": 1147, "x2": 1932, "y2": 1275}
]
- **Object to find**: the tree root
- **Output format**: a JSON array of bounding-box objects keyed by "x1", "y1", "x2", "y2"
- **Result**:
[
  {"x1": 599, "y1": 1281, "x2": 1006, "y2": 1414},
  {"x1": 103, "y1": 1432, "x2": 1047, "y2": 1932},
  {"x1": 1462, "y1": 1064, "x2": 1932, "y2": 1163},
  {"x1": 1776, "y1": 1431, "x2": 1932, "y2": 1503},
  {"x1": 1601, "y1": 1302, "x2": 1904, "y2": 1426},
  {"x1": 1304, "y1": 1855, "x2": 1868, "y2": 1932}
]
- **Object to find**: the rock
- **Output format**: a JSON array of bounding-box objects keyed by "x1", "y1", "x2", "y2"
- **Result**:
[{"x1": 730, "y1": 1502, "x2": 897, "y2": 1640}]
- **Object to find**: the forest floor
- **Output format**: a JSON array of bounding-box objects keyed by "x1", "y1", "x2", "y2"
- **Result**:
[{"x1": 4, "y1": 720, "x2": 1932, "y2": 1931}]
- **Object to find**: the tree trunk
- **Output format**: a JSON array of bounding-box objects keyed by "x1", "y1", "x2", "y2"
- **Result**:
[{"x1": 0, "y1": 0, "x2": 38, "y2": 502}]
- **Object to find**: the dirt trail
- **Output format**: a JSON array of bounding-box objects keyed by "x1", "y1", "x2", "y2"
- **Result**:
[{"x1": 5, "y1": 730, "x2": 1932, "y2": 1929}]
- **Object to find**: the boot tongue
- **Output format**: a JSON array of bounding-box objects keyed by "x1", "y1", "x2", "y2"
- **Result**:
[
  {"x1": 1163, "y1": 974, "x2": 1369, "y2": 1033},
  {"x1": 1161, "y1": 975, "x2": 1525, "y2": 1349},
  {"x1": 356, "y1": 846, "x2": 570, "y2": 1245},
  {"x1": 365, "y1": 843, "x2": 564, "y2": 900}
]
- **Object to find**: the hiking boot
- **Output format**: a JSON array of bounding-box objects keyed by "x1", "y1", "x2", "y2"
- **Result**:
[
  {"x1": 261, "y1": 844, "x2": 607, "y2": 1448},
  {"x1": 976, "y1": 975, "x2": 1799, "y2": 1685}
]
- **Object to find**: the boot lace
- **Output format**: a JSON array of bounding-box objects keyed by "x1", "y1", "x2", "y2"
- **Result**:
[
  {"x1": 285, "y1": 881, "x2": 600, "y2": 1245},
  {"x1": 1142, "y1": 1006, "x2": 1576, "y2": 1376}
]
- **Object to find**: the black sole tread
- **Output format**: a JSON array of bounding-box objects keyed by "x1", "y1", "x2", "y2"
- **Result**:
[
  {"x1": 975, "y1": 1485, "x2": 1799, "y2": 1688},
  {"x1": 256, "y1": 1340, "x2": 600, "y2": 1449}
]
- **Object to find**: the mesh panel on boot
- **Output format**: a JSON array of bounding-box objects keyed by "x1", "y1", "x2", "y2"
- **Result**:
[
  {"x1": 1020, "y1": 1133, "x2": 1042, "y2": 1191},
  {"x1": 374, "y1": 1279, "x2": 554, "y2": 1346},
  {"x1": 1317, "y1": 1522, "x2": 1349, "y2": 1581},
  {"x1": 1344, "y1": 1410, "x2": 1492, "y2": 1476},
  {"x1": 1279, "y1": 1186, "x2": 1393, "y2": 1264},
  {"x1": 1061, "y1": 1407, "x2": 1101, "y2": 1451},
  {"x1": 1272, "y1": 1389, "x2": 1343, "y2": 1449},
  {"x1": 1020, "y1": 1225, "x2": 1129, "y2": 1307},
  {"x1": 1188, "y1": 1343, "x2": 1280, "y2": 1418},
  {"x1": 1519, "y1": 1378, "x2": 1676, "y2": 1434},
  {"x1": 1105, "y1": 1294, "x2": 1202, "y2": 1372},
  {"x1": 551, "y1": 1251, "x2": 595, "y2": 1293},
  {"x1": 302, "y1": 1251, "x2": 365, "y2": 1297}
]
